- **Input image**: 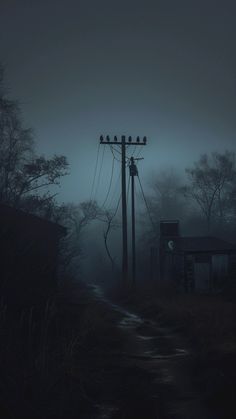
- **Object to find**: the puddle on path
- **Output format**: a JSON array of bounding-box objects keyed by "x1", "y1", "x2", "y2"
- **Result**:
[{"x1": 88, "y1": 284, "x2": 212, "y2": 419}]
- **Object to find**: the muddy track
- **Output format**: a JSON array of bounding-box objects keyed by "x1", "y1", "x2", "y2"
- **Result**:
[{"x1": 86, "y1": 285, "x2": 214, "y2": 419}]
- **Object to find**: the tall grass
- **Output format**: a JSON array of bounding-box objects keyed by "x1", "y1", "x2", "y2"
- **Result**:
[
  {"x1": 0, "y1": 279, "x2": 126, "y2": 417},
  {"x1": 121, "y1": 280, "x2": 236, "y2": 358}
]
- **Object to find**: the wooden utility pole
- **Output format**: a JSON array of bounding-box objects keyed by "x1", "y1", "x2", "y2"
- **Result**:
[
  {"x1": 121, "y1": 136, "x2": 128, "y2": 280},
  {"x1": 100, "y1": 135, "x2": 147, "y2": 283},
  {"x1": 129, "y1": 157, "x2": 138, "y2": 286}
]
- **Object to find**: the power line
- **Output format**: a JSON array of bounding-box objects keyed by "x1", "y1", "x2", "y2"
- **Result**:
[
  {"x1": 134, "y1": 178, "x2": 139, "y2": 203},
  {"x1": 110, "y1": 145, "x2": 121, "y2": 162},
  {"x1": 100, "y1": 155, "x2": 115, "y2": 209},
  {"x1": 110, "y1": 145, "x2": 130, "y2": 164},
  {"x1": 108, "y1": 171, "x2": 121, "y2": 209},
  {"x1": 136, "y1": 148, "x2": 142, "y2": 159},
  {"x1": 111, "y1": 145, "x2": 121, "y2": 155},
  {"x1": 100, "y1": 135, "x2": 147, "y2": 282},
  {"x1": 112, "y1": 193, "x2": 122, "y2": 219},
  {"x1": 94, "y1": 144, "x2": 106, "y2": 199},
  {"x1": 90, "y1": 143, "x2": 101, "y2": 200},
  {"x1": 137, "y1": 174, "x2": 156, "y2": 230},
  {"x1": 131, "y1": 144, "x2": 137, "y2": 158},
  {"x1": 126, "y1": 171, "x2": 131, "y2": 207}
]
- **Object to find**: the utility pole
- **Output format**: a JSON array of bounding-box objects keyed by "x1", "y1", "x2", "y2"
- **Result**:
[
  {"x1": 121, "y1": 136, "x2": 128, "y2": 281},
  {"x1": 100, "y1": 135, "x2": 147, "y2": 283},
  {"x1": 129, "y1": 157, "x2": 138, "y2": 286}
]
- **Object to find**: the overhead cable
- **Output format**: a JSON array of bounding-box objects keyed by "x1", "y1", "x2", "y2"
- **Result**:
[
  {"x1": 94, "y1": 144, "x2": 106, "y2": 199},
  {"x1": 90, "y1": 143, "x2": 101, "y2": 201},
  {"x1": 112, "y1": 193, "x2": 122, "y2": 219},
  {"x1": 100, "y1": 156, "x2": 115, "y2": 209},
  {"x1": 108, "y1": 172, "x2": 121, "y2": 209},
  {"x1": 137, "y1": 174, "x2": 156, "y2": 230},
  {"x1": 110, "y1": 145, "x2": 121, "y2": 162},
  {"x1": 126, "y1": 173, "x2": 131, "y2": 207},
  {"x1": 136, "y1": 145, "x2": 144, "y2": 159}
]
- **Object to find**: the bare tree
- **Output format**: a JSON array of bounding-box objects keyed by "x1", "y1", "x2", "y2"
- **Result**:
[
  {"x1": 0, "y1": 67, "x2": 68, "y2": 210},
  {"x1": 146, "y1": 169, "x2": 186, "y2": 229},
  {"x1": 55, "y1": 200, "x2": 100, "y2": 274},
  {"x1": 97, "y1": 209, "x2": 120, "y2": 271},
  {"x1": 183, "y1": 151, "x2": 236, "y2": 232}
]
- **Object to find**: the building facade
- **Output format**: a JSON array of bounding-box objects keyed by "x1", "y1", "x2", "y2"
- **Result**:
[
  {"x1": 0, "y1": 204, "x2": 66, "y2": 306},
  {"x1": 159, "y1": 220, "x2": 236, "y2": 292}
]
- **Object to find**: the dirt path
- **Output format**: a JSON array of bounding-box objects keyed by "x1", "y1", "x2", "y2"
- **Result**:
[{"x1": 86, "y1": 285, "x2": 214, "y2": 419}]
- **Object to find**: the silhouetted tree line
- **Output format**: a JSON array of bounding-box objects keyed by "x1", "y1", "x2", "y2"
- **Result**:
[
  {"x1": 0, "y1": 65, "x2": 119, "y2": 275},
  {"x1": 2, "y1": 63, "x2": 236, "y2": 279},
  {"x1": 143, "y1": 151, "x2": 236, "y2": 243},
  {"x1": 0, "y1": 66, "x2": 97, "y2": 274},
  {"x1": 0, "y1": 67, "x2": 68, "y2": 212}
]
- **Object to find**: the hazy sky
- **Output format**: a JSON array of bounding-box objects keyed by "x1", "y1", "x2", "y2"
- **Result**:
[{"x1": 0, "y1": 0, "x2": 236, "y2": 205}]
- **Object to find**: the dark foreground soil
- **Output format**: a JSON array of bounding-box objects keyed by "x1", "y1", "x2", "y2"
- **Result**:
[
  {"x1": 116, "y1": 283, "x2": 236, "y2": 419},
  {"x1": 0, "y1": 281, "x2": 235, "y2": 419}
]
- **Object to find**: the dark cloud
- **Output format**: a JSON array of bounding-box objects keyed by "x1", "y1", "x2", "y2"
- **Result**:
[{"x1": 0, "y1": 0, "x2": 235, "y2": 202}]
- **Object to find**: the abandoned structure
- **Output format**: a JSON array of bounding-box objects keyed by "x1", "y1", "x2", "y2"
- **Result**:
[
  {"x1": 159, "y1": 220, "x2": 236, "y2": 292},
  {"x1": 0, "y1": 203, "x2": 66, "y2": 306}
]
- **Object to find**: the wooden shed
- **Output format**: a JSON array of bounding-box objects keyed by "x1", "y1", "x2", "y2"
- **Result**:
[
  {"x1": 0, "y1": 203, "x2": 66, "y2": 306},
  {"x1": 159, "y1": 220, "x2": 236, "y2": 292}
]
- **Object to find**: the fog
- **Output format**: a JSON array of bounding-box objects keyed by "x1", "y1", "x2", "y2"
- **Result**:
[
  {"x1": 1, "y1": 0, "x2": 236, "y2": 203},
  {"x1": 1, "y1": 2, "x2": 236, "y2": 418}
]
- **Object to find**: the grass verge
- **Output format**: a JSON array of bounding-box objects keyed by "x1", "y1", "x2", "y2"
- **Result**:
[{"x1": 114, "y1": 280, "x2": 236, "y2": 419}]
